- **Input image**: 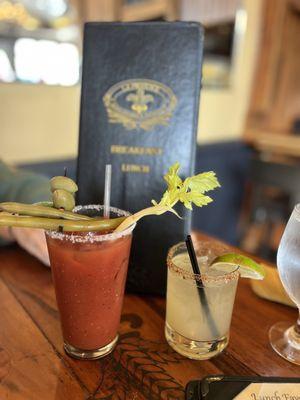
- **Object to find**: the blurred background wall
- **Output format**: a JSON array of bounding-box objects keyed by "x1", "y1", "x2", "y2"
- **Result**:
[
  {"x1": 1, "y1": 83, "x2": 79, "y2": 163},
  {"x1": 1, "y1": 0, "x2": 261, "y2": 163},
  {"x1": 1, "y1": 0, "x2": 300, "y2": 255}
]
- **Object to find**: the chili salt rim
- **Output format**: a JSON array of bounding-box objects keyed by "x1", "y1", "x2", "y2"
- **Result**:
[
  {"x1": 167, "y1": 242, "x2": 240, "y2": 284},
  {"x1": 45, "y1": 205, "x2": 135, "y2": 243}
]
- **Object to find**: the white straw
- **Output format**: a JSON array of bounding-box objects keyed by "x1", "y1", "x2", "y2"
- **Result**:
[{"x1": 103, "y1": 164, "x2": 112, "y2": 218}]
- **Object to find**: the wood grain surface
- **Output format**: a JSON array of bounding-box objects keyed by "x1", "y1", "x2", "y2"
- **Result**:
[{"x1": 0, "y1": 234, "x2": 299, "y2": 399}]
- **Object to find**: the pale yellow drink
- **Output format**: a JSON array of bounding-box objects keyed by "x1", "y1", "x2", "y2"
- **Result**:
[{"x1": 165, "y1": 243, "x2": 239, "y2": 360}]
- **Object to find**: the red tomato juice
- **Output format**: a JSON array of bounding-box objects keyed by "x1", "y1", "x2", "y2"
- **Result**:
[{"x1": 46, "y1": 231, "x2": 132, "y2": 350}]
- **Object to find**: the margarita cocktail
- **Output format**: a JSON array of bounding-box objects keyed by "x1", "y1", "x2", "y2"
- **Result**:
[{"x1": 165, "y1": 242, "x2": 239, "y2": 360}]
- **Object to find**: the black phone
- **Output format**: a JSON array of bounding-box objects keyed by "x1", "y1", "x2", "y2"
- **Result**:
[{"x1": 185, "y1": 375, "x2": 300, "y2": 399}]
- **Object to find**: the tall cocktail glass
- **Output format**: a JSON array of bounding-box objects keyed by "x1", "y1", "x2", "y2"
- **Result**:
[
  {"x1": 269, "y1": 204, "x2": 300, "y2": 365},
  {"x1": 165, "y1": 242, "x2": 239, "y2": 360},
  {"x1": 45, "y1": 205, "x2": 134, "y2": 360}
]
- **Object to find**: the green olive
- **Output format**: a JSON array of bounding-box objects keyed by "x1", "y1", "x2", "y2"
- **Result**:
[
  {"x1": 50, "y1": 176, "x2": 78, "y2": 194},
  {"x1": 53, "y1": 189, "x2": 75, "y2": 211}
]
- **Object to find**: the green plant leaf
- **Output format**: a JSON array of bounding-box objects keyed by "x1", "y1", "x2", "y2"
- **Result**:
[
  {"x1": 159, "y1": 165, "x2": 220, "y2": 210},
  {"x1": 163, "y1": 162, "x2": 182, "y2": 191},
  {"x1": 178, "y1": 191, "x2": 213, "y2": 210},
  {"x1": 115, "y1": 162, "x2": 220, "y2": 232},
  {"x1": 184, "y1": 172, "x2": 220, "y2": 193}
]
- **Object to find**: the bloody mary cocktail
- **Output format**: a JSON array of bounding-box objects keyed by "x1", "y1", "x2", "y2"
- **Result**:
[{"x1": 45, "y1": 205, "x2": 134, "y2": 360}]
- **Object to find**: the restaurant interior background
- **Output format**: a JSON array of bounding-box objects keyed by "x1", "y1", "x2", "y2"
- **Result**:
[{"x1": 1, "y1": 0, "x2": 299, "y2": 264}]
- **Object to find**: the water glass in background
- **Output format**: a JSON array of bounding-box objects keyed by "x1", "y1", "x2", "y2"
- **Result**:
[
  {"x1": 269, "y1": 204, "x2": 300, "y2": 365},
  {"x1": 165, "y1": 242, "x2": 239, "y2": 360}
]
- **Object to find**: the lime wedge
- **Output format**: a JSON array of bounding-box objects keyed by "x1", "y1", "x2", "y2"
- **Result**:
[{"x1": 211, "y1": 253, "x2": 265, "y2": 280}]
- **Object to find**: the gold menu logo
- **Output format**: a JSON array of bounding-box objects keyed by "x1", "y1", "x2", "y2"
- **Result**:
[{"x1": 103, "y1": 79, "x2": 177, "y2": 131}]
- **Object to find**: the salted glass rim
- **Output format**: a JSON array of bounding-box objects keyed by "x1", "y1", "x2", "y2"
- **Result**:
[
  {"x1": 167, "y1": 241, "x2": 240, "y2": 284},
  {"x1": 45, "y1": 204, "x2": 135, "y2": 243}
]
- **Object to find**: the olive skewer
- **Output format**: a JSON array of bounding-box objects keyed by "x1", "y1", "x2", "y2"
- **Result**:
[{"x1": 0, "y1": 175, "x2": 127, "y2": 232}]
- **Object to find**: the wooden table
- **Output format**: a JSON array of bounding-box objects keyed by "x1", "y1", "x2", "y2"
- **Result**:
[{"x1": 0, "y1": 235, "x2": 299, "y2": 400}]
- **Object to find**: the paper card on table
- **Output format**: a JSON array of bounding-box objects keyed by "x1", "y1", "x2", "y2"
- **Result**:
[{"x1": 234, "y1": 383, "x2": 300, "y2": 399}]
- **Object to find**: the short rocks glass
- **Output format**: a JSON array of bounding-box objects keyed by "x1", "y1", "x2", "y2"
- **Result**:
[{"x1": 165, "y1": 242, "x2": 239, "y2": 360}]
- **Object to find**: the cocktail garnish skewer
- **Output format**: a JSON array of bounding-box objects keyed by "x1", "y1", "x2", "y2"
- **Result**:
[{"x1": 0, "y1": 163, "x2": 220, "y2": 232}]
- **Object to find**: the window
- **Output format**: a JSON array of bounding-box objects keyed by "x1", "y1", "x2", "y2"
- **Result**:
[{"x1": 0, "y1": 0, "x2": 80, "y2": 86}]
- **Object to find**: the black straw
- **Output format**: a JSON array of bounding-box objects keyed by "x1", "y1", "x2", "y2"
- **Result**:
[
  {"x1": 64, "y1": 167, "x2": 67, "y2": 177},
  {"x1": 186, "y1": 235, "x2": 202, "y2": 278},
  {"x1": 185, "y1": 235, "x2": 219, "y2": 338}
]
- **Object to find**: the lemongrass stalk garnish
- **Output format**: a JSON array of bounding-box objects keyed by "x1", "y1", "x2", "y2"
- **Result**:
[{"x1": 114, "y1": 162, "x2": 220, "y2": 232}]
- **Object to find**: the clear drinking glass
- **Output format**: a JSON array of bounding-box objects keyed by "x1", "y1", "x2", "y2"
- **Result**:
[
  {"x1": 45, "y1": 205, "x2": 135, "y2": 360},
  {"x1": 269, "y1": 204, "x2": 300, "y2": 365},
  {"x1": 165, "y1": 242, "x2": 239, "y2": 360}
]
